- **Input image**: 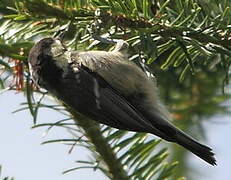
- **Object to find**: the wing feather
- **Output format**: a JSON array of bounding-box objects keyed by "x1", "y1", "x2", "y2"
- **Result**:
[{"x1": 74, "y1": 65, "x2": 154, "y2": 132}]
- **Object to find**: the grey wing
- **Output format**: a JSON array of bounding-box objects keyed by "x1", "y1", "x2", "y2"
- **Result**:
[
  {"x1": 69, "y1": 65, "x2": 155, "y2": 132},
  {"x1": 67, "y1": 53, "x2": 216, "y2": 165},
  {"x1": 68, "y1": 51, "x2": 174, "y2": 137}
]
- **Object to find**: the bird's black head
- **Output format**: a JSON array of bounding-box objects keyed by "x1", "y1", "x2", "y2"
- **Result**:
[
  {"x1": 28, "y1": 38, "x2": 67, "y2": 68},
  {"x1": 28, "y1": 38, "x2": 67, "y2": 88}
]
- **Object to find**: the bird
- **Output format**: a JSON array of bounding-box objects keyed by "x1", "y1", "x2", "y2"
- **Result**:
[{"x1": 28, "y1": 37, "x2": 216, "y2": 166}]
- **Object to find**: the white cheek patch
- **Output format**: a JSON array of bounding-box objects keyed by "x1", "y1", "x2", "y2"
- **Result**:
[
  {"x1": 51, "y1": 40, "x2": 64, "y2": 57},
  {"x1": 53, "y1": 51, "x2": 71, "y2": 70},
  {"x1": 50, "y1": 40, "x2": 71, "y2": 70}
]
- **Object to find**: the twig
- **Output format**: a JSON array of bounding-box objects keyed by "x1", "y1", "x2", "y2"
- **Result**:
[{"x1": 66, "y1": 106, "x2": 130, "y2": 180}]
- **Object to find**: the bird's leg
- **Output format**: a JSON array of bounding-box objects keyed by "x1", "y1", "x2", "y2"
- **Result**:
[
  {"x1": 88, "y1": 28, "x2": 129, "y2": 51},
  {"x1": 91, "y1": 33, "x2": 120, "y2": 45},
  {"x1": 89, "y1": 29, "x2": 128, "y2": 53},
  {"x1": 88, "y1": 22, "x2": 119, "y2": 45},
  {"x1": 88, "y1": 9, "x2": 128, "y2": 51}
]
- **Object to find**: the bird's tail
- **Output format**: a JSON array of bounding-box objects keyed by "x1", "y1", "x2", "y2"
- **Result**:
[
  {"x1": 175, "y1": 130, "x2": 216, "y2": 166},
  {"x1": 148, "y1": 109, "x2": 216, "y2": 165},
  {"x1": 138, "y1": 104, "x2": 216, "y2": 165}
]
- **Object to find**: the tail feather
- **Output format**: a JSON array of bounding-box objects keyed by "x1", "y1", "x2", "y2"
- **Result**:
[
  {"x1": 137, "y1": 105, "x2": 217, "y2": 165},
  {"x1": 175, "y1": 131, "x2": 217, "y2": 166}
]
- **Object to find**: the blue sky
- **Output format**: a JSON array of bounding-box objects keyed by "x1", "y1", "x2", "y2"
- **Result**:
[{"x1": 0, "y1": 91, "x2": 231, "y2": 180}]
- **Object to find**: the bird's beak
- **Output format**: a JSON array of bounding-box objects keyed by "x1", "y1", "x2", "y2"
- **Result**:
[
  {"x1": 54, "y1": 29, "x2": 66, "y2": 42},
  {"x1": 53, "y1": 21, "x2": 71, "y2": 42}
]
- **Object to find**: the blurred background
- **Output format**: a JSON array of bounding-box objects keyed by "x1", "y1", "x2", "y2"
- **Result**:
[{"x1": 1, "y1": 90, "x2": 231, "y2": 180}]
